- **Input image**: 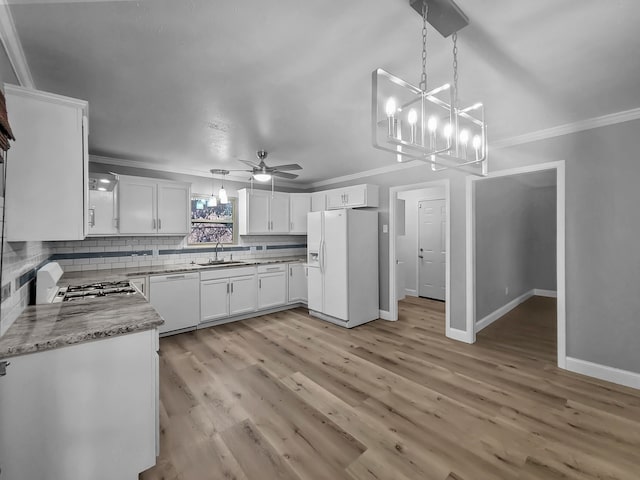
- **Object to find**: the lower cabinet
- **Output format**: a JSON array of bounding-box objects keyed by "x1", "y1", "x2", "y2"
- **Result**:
[
  {"x1": 258, "y1": 264, "x2": 288, "y2": 309},
  {"x1": 200, "y1": 267, "x2": 257, "y2": 323},
  {"x1": 0, "y1": 329, "x2": 158, "y2": 480},
  {"x1": 288, "y1": 263, "x2": 308, "y2": 304}
]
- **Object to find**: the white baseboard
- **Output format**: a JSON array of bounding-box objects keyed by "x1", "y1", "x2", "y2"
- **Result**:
[
  {"x1": 404, "y1": 289, "x2": 418, "y2": 297},
  {"x1": 565, "y1": 357, "x2": 640, "y2": 390},
  {"x1": 476, "y1": 290, "x2": 535, "y2": 333},
  {"x1": 534, "y1": 289, "x2": 557, "y2": 298},
  {"x1": 446, "y1": 327, "x2": 473, "y2": 344},
  {"x1": 379, "y1": 310, "x2": 394, "y2": 321}
]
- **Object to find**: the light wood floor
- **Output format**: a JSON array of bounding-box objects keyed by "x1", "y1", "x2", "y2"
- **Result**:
[{"x1": 141, "y1": 296, "x2": 640, "y2": 480}]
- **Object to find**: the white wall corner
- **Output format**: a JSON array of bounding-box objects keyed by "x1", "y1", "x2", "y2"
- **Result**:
[
  {"x1": 446, "y1": 327, "x2": 473, "y2": 344},
  {"x1": 476, "y1": 290, "x2": 535, "y2": 333},
  {"x1": 533, "y1": 289, "x2": 557, "y2": 298},
  {"x1": 379, "y1": 310, "x2": 395, "y2": 321},
  {"x1": 565, "y1": 357, "x2": 640, "y2": 391}
]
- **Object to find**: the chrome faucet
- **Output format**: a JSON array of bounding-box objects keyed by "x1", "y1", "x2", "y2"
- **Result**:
[{"x1": 215, "y1": 242, "x2": 222, "y2": 261}]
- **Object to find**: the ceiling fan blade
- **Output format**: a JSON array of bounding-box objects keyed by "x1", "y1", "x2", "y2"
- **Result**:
[
  {"x1": 272, "y1": 171, "x2": 299, "y2": 179},
  {"x1": 269, "y1": 163, "x2": 302, "y2": 171},
  {"x1": 238, "y1": 159, "x2": 259, "y2": 168}
]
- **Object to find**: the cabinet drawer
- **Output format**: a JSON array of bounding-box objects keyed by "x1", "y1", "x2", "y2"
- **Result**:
[
  {"x1": 257, "y1": 264, "x2": 287, "y2": 274},
  {"x1": 200, "y1": 266, "x2": 256, "y2": 281}
]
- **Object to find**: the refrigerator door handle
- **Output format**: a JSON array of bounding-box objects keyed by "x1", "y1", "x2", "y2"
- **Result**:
[{"x1": 319, "y1": 240, "x2": 324, "y2": 274}]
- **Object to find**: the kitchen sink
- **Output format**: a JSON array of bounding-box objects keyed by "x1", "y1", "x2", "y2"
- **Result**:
[{"x1": 195, "y1": 260, "x2": 248, "y2": 267}]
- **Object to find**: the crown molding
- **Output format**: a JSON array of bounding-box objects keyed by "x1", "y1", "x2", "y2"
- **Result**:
[
  {"x1": 0, "y1": 0, "x2": 35, "y2": 88},
  {"x1": 492, "y1": 107, "x2": 640, "y2": 150},
  {"x1": 309, "y1": 160, "x2": 425, "y2": 188},
  {"x1": 89, "y1": 154, "x2": 304, "y2": 188}
]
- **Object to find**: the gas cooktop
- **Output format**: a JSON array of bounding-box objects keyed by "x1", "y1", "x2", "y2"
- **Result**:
[{"x1": 55, "y1": 280, "x2": 137, "y2": 302}]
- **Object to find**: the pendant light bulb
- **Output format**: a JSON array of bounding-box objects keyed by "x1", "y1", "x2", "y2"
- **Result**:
[
  {"x1": 472, "y1": 135, "x2": 482, "y2": 150},
  {"x1": 219, "y1": 173, "x2": 228, "y2": 204},
  {"x1": 407, "y1": 109, "x2": 418, "y2": 126},
  {"x1": 385, "y1": 97, "x2": 397, "y2": 117},
  {"x1": 207, "y1": 195, "x2": 217, "y2": 207},
  {"x1": 427, "y1": 116, "x2": 438, "y2": 132}
]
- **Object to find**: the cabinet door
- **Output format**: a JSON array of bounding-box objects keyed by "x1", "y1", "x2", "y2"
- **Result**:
[
  {"x1": 88, "y1": 189, "x2": 118, "y2": 235},
  {"x1": 5, "y1": 87, "x2": 87, "y2": 241},
  {"x1": 247, "y1": 192, "x2": 270, "y2": 234},
  {"x1": 157, "y1": 182, "x2": 190, "y2": 234},
  {"x1": 326, "y1": 190, "x2": 346, "y2": 209},
  {"x1": 258, "y1": 272, "x2": 287, "y2": 309},
  {"x1": 311, "y1": 192, "x2": 327, "y2": 212},
  {"x1": 343, "y1": 185, "x2": 366, "y2": 207},
  {"x1": 229, "y1": 275, "x2": 257, "y2": 315},
  {"x1": 269, "y1": 193, "x2": 291, "y2": 234},
  {"x1": 287, "y1": 263, "x2": 308, "y2": 303},
  {"x1": 289, "y1": 194, "x2": 310, "y2": 234},
  {"x1": 119, "y1": 178, "x2": 157, "y2": 234},
  {"x1": 200, "y1": 279, "x2": 230, "y2": 322}
]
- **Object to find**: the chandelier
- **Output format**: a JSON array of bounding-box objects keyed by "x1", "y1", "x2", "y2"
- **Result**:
[{"x1": 372, "y1": 0, "x2": 487, "y2": 175}]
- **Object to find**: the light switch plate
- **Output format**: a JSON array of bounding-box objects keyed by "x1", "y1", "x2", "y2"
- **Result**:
[{"x1": 382, "y1": 224, "x2": 388, "y2": 233}]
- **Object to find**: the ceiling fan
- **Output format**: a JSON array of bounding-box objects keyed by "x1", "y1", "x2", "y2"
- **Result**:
[{"x1": 237, "y1": 150, "x2": 302, "y2": 181}]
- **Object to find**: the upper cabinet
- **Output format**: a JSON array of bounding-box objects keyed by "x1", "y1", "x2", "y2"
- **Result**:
[
  {"x1": 4, "y1": 85, "x2": 88, "y2": 241},
  {"x1": 118, "y1": 175, "x2": 190, "y2": 235},
  {"x1": 238, "y1": 189, "x2": 290, "y2": 235},
  {"x1": 289, "y1": 193, "x2": 311, "y2": 234},
  {"x1": 310, "y1": 191, "x2": 326, "y2": 212},
  {"x1": 326, "y1": 184, "x2": 379, "y2": 210},
  {"x1": 88, "y1": 187, "x2": 118, "y2": 236}
]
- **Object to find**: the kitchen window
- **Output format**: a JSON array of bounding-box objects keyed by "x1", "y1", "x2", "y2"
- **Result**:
[{"x1": 188, "y1": 195, "x2": 237, "y2": 245}]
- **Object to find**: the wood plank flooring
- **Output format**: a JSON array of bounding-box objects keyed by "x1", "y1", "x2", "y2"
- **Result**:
[{"x1": 140, "y1": 296, "x2": 640, "y2": 479}]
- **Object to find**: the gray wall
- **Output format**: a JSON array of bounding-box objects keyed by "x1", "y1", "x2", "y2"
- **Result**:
[
  {"x1": 475, "y1": 175, "x2": 556, "y2": 319},
  {"x1": 316, "y1": 118, "x2": 640, "y2": 373}
]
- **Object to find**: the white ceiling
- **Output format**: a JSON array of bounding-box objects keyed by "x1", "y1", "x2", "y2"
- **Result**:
[{"x1": 6, "y1": 0, "x2": 640, "y2": 184}]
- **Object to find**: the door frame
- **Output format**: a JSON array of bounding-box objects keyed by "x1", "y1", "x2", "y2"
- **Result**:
[
  {"x1": 465, "y1": 160, "x2": 566, "y2": 368},
  {"x1": 388, "y1": 179, "x2": 452, "y2": 336}
]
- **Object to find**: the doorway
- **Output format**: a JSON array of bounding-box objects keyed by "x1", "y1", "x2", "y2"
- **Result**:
[
  {"x1": 466, "y1": 161, "x2": 566, "y2": 368},
  {"x1": 389, "y1": 179, "x2": 452, "y2": 337}
]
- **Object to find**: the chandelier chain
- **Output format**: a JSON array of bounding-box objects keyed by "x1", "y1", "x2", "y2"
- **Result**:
[
  {"x1": 452, "y1": 32, "x2": 459, "y2": 109},
  {"x1": 420, "y1": 1, "x2": 428, "y2": 92}
]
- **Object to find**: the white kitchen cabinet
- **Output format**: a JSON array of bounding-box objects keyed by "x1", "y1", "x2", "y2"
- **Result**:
[
  {"x1": 326, "y1": 184, "x2": 379, "y2": 209},
  {"x1": 118, "y1": 175, "x2": 190, "y2": 235},
  {"x1": 238, "y1": 189, "x2": 291, "y2": 235},
  {"x1": 87, "y1": 187, "x2": 118, "y2": 236},
  {"x1": 0, "y1": 329, "x2": 158, "y2": 480},
  {"x1": 289, "y1": 193, "x2": 311, "y2": 234},
  {"x1": 311, "y1": 191, "x2": 327, "y2": 212},
  {"x1": 287, "y1": 263, "x2": 308, "y2": 304},
  {"x1": 258, "y1": 264, "x2": 287, "y2": 309},
  {"x1": 4, "y1": 85, "x2": 88, "y2": 241},
  {"x1": 200, "y1": 266, "x2": 257, "y2": 323}
]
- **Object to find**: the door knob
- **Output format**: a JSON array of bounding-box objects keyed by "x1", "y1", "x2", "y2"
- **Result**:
[{"x1": 418, "y1": 255, "x2": 424, "y2": 259}]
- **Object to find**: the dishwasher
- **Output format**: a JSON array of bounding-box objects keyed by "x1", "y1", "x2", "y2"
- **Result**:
[{"x1": 149, "y1": 272, "x2": 200, "y2": 335}]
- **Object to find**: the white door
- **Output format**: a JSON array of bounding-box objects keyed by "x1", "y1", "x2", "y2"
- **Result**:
[
  {"x1": 119, "y1": 178, "x2": 157, "y2": 234},
  {"x1": 157, "y1": 183, "x2": 190, "y2": 234},
  {"x1": 258, "y1": 272, "x2": 287, "y2": 309},
  {"x1": 229, "y1": 275, "x2": 257, "y2": 315},
  {"x1": 418, "y1": 199, "x2": 446, "y2": 301},
  {"x1": 247, "y1": 192, "x2": 270, "y2": 233},
  {"x1": 289, "y1": 194, "x2": 311, "y2": 233},
  {"x1": 200, "y1": 278, "x2": 230, "y2": 322},
  {"x1": 323, "y1": 210, "x2": 349, "y2": 320},
  {"x1": 269, "y1": 193, "x2": 291, "y2": 233}
]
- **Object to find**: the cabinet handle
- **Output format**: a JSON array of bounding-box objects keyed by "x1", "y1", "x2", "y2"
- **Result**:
[
  {"x1": 231, "y1": 283, "x2": 234, "y2": 293},
  {"x1": 0, "y1": 361, "x2": 10, "y2": 377},
  {"x1": 89, "y1": 208, "x2": 96, "y2": 227},
  {"x1": 290, "y1": 222, "x2": 293, "y2": 231},
  {"x1": 226, "y1": 283, "x2": 229, "y2": 293},
  {"x1": 152, "y1": 218, "x2": 156, "y2": 230},
  {"x1": 259, "y1": 279, "x2": 262, "y2": 289},
  {"x1": 290, "y1": 267, "x2": 292, "y2": 276},
  {"x1": 158, "y1": 218, "x2": 162, "y2": 230}
]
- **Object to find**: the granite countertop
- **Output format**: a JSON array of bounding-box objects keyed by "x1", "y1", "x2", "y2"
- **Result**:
[
  {"x1": 0, "y1": 294, "x2": 163, "y2": 360},
  {"x1": 0, "y1": 255, "x2": 306, "y2": 360}
]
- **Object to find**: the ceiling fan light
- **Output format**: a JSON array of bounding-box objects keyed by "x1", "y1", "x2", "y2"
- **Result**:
[{"x1": 253, "y1": 173, "x2": 272, "y2": 182}]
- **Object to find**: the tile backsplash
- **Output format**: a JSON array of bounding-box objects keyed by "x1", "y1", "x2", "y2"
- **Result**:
[{"x1": 47, "y1": 235, "x2": 307, "y2": 272}]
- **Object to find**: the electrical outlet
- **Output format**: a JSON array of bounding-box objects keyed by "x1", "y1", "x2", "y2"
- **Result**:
[{"x1": 505, "y1": 286, "x2": 509, "y2": 296}]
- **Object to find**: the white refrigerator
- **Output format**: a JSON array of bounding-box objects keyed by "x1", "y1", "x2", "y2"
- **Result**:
[{"x1": 307, "y1": 209, "x2": 379, "y2": 328}]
